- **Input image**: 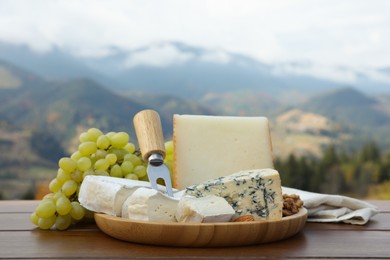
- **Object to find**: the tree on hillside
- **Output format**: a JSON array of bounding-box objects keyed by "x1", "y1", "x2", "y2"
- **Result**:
[
  {"x1": 359, "y1": 142, "x2": 380, "y2": 163},
  {"x1": 379, "y1": 150, "x2": 390, "y2": 182}
]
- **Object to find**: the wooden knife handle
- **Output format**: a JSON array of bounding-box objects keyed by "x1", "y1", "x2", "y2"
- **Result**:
[{"x1": 133, "y1": 109, "x2": 166, "y2": 162}]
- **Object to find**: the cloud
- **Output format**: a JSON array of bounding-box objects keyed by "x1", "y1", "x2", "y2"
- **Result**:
[
  {"x1": 124, "y1": 43, "x2": 194, "y2": 68},
  {"x1": 199, "y1": 50, "x2": 231, "y2": 64},
  {"x1": 0, "y1": 0, "x2": 389, "y2": 69},
  {"x1": 272, "y1": 62, "x2": 390, "y2": 85},
  {"x1": 123, "y1": 43, "x2": 233, "y2": 68}
]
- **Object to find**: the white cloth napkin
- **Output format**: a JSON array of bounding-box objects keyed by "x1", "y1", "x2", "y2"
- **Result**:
[{"x1": 282, "y1": 187, "x2": 379, "y2": 225}]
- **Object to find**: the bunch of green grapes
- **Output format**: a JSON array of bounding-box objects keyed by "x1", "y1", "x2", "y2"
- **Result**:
[{"x1": 30, "y1": 128, "x2": 172, "y2": 230}]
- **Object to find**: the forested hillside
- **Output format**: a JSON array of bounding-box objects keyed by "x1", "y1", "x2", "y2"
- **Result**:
[{"x1": 276, "y1": 142, "x2": 390, "y2": 199}]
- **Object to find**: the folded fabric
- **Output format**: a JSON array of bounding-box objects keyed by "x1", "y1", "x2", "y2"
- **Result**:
[{"x1": 282, "y1": 187, "x2": 379, "y2": 225}]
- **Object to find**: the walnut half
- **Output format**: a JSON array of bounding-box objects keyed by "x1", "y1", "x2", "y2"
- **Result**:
[{"x1": 282, "y1": 194, "x2": 304, "y2": 217}]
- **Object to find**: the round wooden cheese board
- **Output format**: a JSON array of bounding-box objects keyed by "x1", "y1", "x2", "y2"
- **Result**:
[{"x1": 94, "y1": 208, "x2": 307, "y2": 247}]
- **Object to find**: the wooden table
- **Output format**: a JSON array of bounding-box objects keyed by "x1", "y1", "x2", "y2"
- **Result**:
[{"x1": 1, "y1": 200, "x2": 389, "y2": 259}]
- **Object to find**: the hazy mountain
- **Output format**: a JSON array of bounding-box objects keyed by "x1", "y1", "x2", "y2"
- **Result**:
[
  {"x1": 301, "y1": 87, "x2": 390, "y2": 127},
  {"x1": 3, "y1": 41, "x2": 390, "y2": 101},
  {"x1": 0, "y1": 60, "x2": 215, "y2": 144},
  {"x1": 0, "y1": 42, "x2": 112, "y2": 84}
]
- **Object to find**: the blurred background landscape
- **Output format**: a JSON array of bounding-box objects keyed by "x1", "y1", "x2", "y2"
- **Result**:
[{"x1": 0, "y1": 0, "x2": 390, "y2": 199}]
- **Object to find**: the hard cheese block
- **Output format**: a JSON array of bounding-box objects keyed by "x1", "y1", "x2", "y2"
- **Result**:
[
  {"x1": 175, "y1": 195, "x2": 235, "y2": 223},
  {"x1": 79, "y1": 175, "x2": 169, "y2": 216},
  {"x1": 173, "y1": 114, "x2": 274, "y2": 189},
  {"x1": 184, "y1": 168, "x2": 283, "y2": 220},
  {"x1": 122, "y1": 187, "x2": 179, "y2": 222}
]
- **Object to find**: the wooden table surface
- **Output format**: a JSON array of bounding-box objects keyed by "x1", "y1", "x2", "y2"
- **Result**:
[{"x1": 1, "y1": 200, "x2": 389, "y2": 259}]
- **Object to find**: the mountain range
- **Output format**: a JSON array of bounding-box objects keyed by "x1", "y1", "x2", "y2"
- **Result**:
[
  {"x1": 1, "y1": 41, "x2": 390, "y2": 101},
  {"x1": 1, "y1": 56, "x2": 389, "y2": 152},
  {"x1": 1, "y1": 40, "x2": 390, "y2": 157}
]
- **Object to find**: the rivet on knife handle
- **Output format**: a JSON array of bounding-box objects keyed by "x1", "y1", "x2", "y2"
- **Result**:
[{"x1": 133, "y1": 110, "x2": 173, "y2": 197}]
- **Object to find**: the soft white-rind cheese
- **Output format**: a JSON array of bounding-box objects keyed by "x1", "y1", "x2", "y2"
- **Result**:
[
  {"x1": 184, "y1": 168, "x2": 283, "y2": 220},
  {"x1": 175, "y1": 195, "x2": 235, "y2": 223},
  {"x1": 123, "y1": 187, "x2": 179, "y2": 222},
  {"x1": 78, "y1": 176, "x2": 168, "y2": 216},
  {"x1": 173, "y1": 115, "x2": 274, "y2": 189}
]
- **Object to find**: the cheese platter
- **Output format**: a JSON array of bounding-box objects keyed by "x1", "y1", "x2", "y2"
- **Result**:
[{"x1": 94, "y1": 207, "x2": 307, "y2": 247}]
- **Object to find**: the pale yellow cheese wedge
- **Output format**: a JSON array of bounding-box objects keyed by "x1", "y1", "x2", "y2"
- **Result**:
[{"x1": 173, "y1": 115, "x2": 274, "y2": 189}]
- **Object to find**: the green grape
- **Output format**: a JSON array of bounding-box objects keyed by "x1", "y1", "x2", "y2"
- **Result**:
[
  {"x1": 105, "y1": 131, "x2": 116, "y2": 138},
  {"x1": 165, "y1": 141, "x2": 174, "y2": 164},
  {"x1": 38, "y1": 215, "x2": 56, "y2": 230},
  {"x1": 59, "y1": 157, "x2": 77, "y2": 173},
  {"x1": 62, "y1": 180, "x2": 78, "y2": 197},
  {"x1": 134, "y1": 165, "x2": 147, "y2": 178},
  {"x1": 35, "y1": 199, "x2": 56, "y2": 218},
  {"x1": 124, "y1": 153, "x2": 142, "y2": 167},
  {"x1": 43, "y1": 193, "x2": 55, "y2": 200},
  {"x1": 95, "y1": 149, "x2": 107, "y2": 159},
  {"x1": 125, "y1": 173, "x2": 138, "y2": 180},
  {"x1": 79, "y1": 132, "x2": 89, "y2": 142},
  {"x1": 49, "y1": 178, "x2": 61, "y2": 193},
  {"x1": 70, "y1": 201, "x2": 85, "y2": 221},
  {"x1": 71, "y1": 170, "x2": 83, "y2": 183},
  {"x1": 56, "y1": 196, "x2": 72, "y2": 215},
  {"x1": 124, "y1": 143, "x2": 136, "y2": 154},
  {"x1": 109, "y1": 164, "x2": 123, "y2": 178},
  {"x1": 110, "y1": 132, "x2": 129, "y2": 148},
  {"x1": 165, "y1": 140, "x2": 174, "y2": 154},
  {"x1": 77, "y1": 157, "x2": 91, "y2": 171},
  {"x1": 165, "y1": 154, "x2": 174, "y2": 163},
  {"x1": 95, "y1": 158, "x2": 109, "y2": 170},
  {"x1": 121, "y1": 161, "x2": 134, "y2": 174},
  {"x1": 79, "y1": 141, "x2": 97, "y2": 156},
  {"x1": 70, "y1": 151, "x2": 83, "y2": 161},
  {"x1": 89, "y1": 156, "x2": 97, "y2": 167},
  {"x1": 94, "y1": 170, "x2": 109, "y2": 176},
  {"x1": 84, "y1": 208, "x2": 95, "y2": 221},
  {"x1": 96, "y1": 135, "x2": 110, "y2": 149},
  {"x1": 30, "y1": 212, "x2": 39, "y2": 225},
  {"x1": 165, "y1": 160, "x2": 173, "y2": 174},
  {"x1": 82, "y1": 169, "x2": 94, "y2": 179},
  {"x1": 57, "y1": 169, "x2": 71, "y2": 183},
  {"x1": 87, "y1": 128, "x2": 103, "y2": 142},
  {"x1": 55, "y1": 214, "x2": 72, "y2": 230},
  {"x1": 108, "y1": 148, "x2": 128, "y2": 162},
  {"x1": 53, "y1": 191, "x2": 65, "y2": 201},
  {"x1": 105, "y1": 153, "x2": 117, "y2": 165}
]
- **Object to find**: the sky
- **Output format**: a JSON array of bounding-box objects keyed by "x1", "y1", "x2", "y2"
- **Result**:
[{"x1": 0, "y1": 0, "x2": 390, "y2": 72}]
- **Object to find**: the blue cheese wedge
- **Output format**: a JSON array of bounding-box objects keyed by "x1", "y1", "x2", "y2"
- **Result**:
[
  {"x1": 184, "y1": 168, "x2": 283, "y2": 220},
  {"x1": 123, "y1": 187, "x2": 179, "y2": 222},
  {"x1": 79, "y1": 175, "x2": 170, "y2": 217},
  {"x1": 175, "y1": 195, "x2": 235, "y2": 223}
]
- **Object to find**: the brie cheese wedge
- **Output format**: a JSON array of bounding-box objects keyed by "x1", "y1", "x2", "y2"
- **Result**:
[
  {"x1": 79, "y1": 175, "x2": 169, "y2": 216},
  {"x1": 175, "y1": 195, "x2": 235, "y2": 223},
  {"x1": 123, "y1": 187, "x2": 179, "y2": 222}
]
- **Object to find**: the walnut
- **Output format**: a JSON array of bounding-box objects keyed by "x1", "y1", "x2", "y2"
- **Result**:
[{"x1": 282, "y1": 194, "x2": 304, "y2": 217}]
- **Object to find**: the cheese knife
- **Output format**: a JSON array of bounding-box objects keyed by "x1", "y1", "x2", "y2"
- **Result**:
[{"x1": 133, "y1": 109, "x2": 174, "y2": 197}]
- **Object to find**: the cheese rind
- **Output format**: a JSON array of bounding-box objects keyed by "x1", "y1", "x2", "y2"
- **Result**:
[
  {"x1": 123, "y1": 187, "x2": 179, "y2": 222},
  {"x1": 175, "y1": 195, "x2": 235, "y2": 223},
  {"x1": 184, "y1": 169, "x2": 283, "y2": 220},
  {"x1": 173, "y1": 115, "x2": 274, "y2": 189},
  {"x1": 78, "y1": 176, "x2": 170, "y2": 216}
]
